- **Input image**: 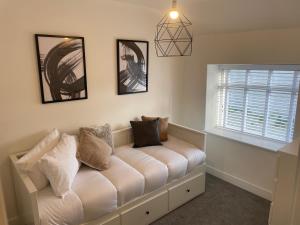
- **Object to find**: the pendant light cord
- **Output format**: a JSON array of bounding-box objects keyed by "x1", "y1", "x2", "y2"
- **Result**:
[{"x1": 172, "y1": 0, "x2": 177, "y2": 9}]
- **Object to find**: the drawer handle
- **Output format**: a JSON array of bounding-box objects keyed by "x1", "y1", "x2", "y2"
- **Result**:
[
  {"x1": 186, "y1": 189, "x2": 190, "y2": 193},
  {"x1": 146, "y1": 211, "x2": 150, "y2": 215}
]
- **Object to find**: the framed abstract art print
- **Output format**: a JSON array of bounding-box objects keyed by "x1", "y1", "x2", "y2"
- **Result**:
[
  {"x1": 35, "y1": 34, "x2": 88, "y2": 104},
  {"x1": 117, "y1": 39, "x2": 148, "y2": 95}
]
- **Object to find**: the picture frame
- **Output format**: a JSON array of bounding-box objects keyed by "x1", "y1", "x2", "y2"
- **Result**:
[
  {"x1": 117, "y1": 39, "x2": 149, "y2": 95},
  {"x1": 35, "y1": 34, "x2": 88, "y2": 104}
]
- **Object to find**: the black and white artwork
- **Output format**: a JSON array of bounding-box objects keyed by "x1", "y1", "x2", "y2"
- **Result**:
[
  {"x1": 117, "y1": 39, "x2": 148, "y2": 95},
  {"x1": 35, "y1": 34, "x2": 88, "y2": 104}
]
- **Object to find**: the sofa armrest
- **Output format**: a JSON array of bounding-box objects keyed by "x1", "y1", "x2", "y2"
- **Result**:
[
  {"x1": 10, "y1": 153, "x2": 37, "y2": 195},
  {"x1": 112, "y1": 127, "x2": 133, "y2": 148},
  {"x1": 168, "y1": 123, "x2": 207, "y2": 152},
  {"x1": 10, "y1": 154, "x2": 40, "y2": 225}
]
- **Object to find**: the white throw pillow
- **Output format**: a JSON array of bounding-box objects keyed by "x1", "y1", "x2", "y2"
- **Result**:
[
  {"x1": 16, "y1": 129, "x2": 60, "y2": 190},
  {"x1": 39, "y1": 134, "x2": 80, "y2": 197}
]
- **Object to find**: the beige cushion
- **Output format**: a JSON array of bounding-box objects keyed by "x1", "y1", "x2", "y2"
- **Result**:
[
  {"x1": 77, "y1": 130, "x2": 112, "y2": 171},
  {"x1": 141, "y1": 116, "x2": 168, "y2": 141},
  {"x1": 80, "y1": 124, "x2": 113, "y2": 149}
]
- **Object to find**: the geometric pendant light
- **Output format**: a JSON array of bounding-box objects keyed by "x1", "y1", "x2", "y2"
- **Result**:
[{"x1": 155, "y1": 0, "x2": 192, "y2": 57}]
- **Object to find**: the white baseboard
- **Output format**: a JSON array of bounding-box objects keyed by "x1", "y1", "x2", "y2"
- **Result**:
[{"x1": 206, "y1": 165, "x2": 273, "y2": 201}]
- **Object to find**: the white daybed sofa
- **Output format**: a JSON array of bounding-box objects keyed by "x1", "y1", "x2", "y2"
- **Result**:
[{"x1": 10, "y1": 123, "x2": 206, "y2": 225}]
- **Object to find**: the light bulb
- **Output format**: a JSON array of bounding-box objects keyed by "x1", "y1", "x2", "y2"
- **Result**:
[{"x1": 169, "y1": 10, "x2": 179, "y2": 19}]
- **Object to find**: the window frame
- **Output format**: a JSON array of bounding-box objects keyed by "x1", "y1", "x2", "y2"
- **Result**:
[{"x1": 216, "y1": 65, "x2": 300, "y2": 144}]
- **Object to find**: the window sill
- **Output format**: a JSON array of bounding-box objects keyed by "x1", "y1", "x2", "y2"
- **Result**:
[{"x1": 205, "y1": 128, "x2": 286, "y2": 152}]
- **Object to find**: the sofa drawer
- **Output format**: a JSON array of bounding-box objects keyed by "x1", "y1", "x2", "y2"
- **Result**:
[
  {"x1": 169, "y1": 174, "x2": 205, "y2": 211},
  {"x1": 121, "y1": 191, "x2": 168, "y2": 225},
  {"x1": 144, "y1": 191, "x2": 169, "y2": 224}
]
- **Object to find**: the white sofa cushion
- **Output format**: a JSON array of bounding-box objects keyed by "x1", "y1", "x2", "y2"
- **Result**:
[
  {"x1": 163, "y1": 135, "x2": 206, "y2": 171},
  {"x1": 37, "y1": 187, "x2": 84, "y2": 225},
  {"x1": 139, "y1": 145, "x2": 188, "y2": 182},
  {"x1": 72, "y1": 166, "x2": 118, "y2": 222},
  {"x1": 114, "y1": 146, "x2": 168, "y2": 193},
  {"x1": 17, "y1": 129, "x2": 60, "y2": 190},
  {"x1": 39, "y1": 134, "x2": 80, "y2": 197},
  {"x1": 100, "y1": 156, "x2": 145, "y2": 206}
]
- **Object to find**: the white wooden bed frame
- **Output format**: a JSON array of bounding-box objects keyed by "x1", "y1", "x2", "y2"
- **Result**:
[{"x1": 10, "y1": 123, "x2": 206, "y2": 225}]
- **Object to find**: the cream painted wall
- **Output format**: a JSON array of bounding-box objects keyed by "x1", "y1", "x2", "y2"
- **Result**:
[
  {"x1": 175, "y1": 27, "x2": 300, "y2": 199},
  {"x1": 180, "y1": 28, "x2": 300, "y2": 130},
  {"x1": 0, "y1": 0, "x2": 184, "y2": 222},
  {"x1": 205, "y1": 135, "x2": 278, "y2": 199}
]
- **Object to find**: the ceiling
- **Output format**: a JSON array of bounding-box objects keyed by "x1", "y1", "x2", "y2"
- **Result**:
[{"x1": 111, "y1": 0, "x2": 300, "y2": 34}]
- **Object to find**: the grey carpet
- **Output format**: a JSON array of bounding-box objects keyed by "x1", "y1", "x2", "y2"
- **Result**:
[{"x1": 151, "y1": 174, "x2": 270, "y2": 225}]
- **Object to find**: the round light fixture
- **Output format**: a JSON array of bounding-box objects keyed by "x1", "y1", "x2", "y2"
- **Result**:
[
  {"x1": 155, "y1": 0, "x2": 193, "y2": 57},
  {"x1": 169, "y1": 10, "x2": 179, "y2": 19}
]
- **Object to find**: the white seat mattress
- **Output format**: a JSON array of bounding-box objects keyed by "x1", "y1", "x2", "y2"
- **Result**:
[
  {"x1": 37, "y1": 187, "x2": 84, "y2": 225},
  {"x1": 163, "y1": 135, "x2": 206, "y2": 172},
  {"x1": 139, "y1": 145, "x2": 188, "y2": 182},
  {"x1": 100, "y1": 156, "x2": 145, "y2": 206},
  {"x1": 36, "y1": 138, "x2": 205, "y2": 224},
  {"x1": 114, "y1": 146, "x2": 168, "y2": 193},
  {"x1": 72, "y1": 166, "x2": 118, "y2": 222}
]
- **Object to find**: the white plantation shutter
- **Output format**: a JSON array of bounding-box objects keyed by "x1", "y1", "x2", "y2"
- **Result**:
[{"x1": 217, "y1": 68, "x2": 300, "y2": 143}]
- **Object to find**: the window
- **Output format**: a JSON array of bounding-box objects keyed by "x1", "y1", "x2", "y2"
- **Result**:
[{"x1": 217, "y1": 66, "x2": 300, "y2": 143}]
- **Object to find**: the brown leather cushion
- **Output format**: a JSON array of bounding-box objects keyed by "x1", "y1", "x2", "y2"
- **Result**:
[
  {"x1": 141, "y1": 116, "x2": 168, "y2": 141},
  {"x1": 130, "y1": 120, "x2": 162, "y2": 148},
  {"x1": 77, "y1": 129, "x2": 112, "y2": 170}
]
